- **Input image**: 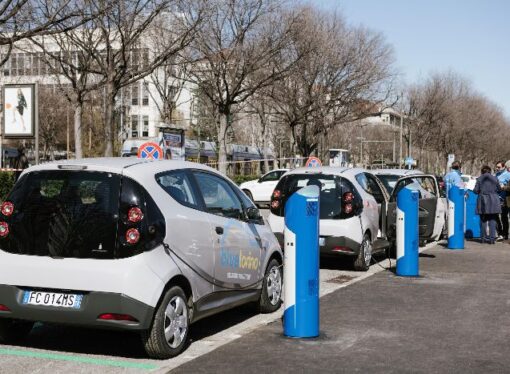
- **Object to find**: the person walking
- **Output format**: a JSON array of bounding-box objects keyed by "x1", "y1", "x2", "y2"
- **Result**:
[
  {"x1": 474, "y1": 165, "x2": 501, "y2": 244},
  {"x1": 495, "y1": 161, "x2": 510, "y2": 240}
]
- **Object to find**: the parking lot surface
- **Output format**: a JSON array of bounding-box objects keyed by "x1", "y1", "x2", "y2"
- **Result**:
[{"x1": 172, "y1": 240, "x2": 510, "y2": 374}]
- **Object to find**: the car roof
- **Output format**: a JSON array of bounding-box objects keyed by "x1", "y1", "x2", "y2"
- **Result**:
[
  {"x1": 284, "y1": 166, "x2": 366, "y2": 178},
  {"x1": 20, "y1": 157, "x2": 218, "y2": 177},
  {"x1": 370, "y1": 169, "x2": 423, "y2": 176}
]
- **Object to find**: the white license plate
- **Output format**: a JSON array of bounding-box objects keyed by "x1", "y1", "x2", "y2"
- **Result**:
[
  {"x1": 22, "y1": 291, "x2": 83, "y2": 309},
  {"x1": 319, "y1": 237, "x2": 325, "y2": 246}
]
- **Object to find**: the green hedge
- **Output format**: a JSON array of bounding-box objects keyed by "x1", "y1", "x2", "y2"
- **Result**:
[
  {"x1": 231, "y1": 175, "x2": 259, "y2": 185},
  {"x1": 0, "y1": 172, "x2": 15, "y2": 202}
]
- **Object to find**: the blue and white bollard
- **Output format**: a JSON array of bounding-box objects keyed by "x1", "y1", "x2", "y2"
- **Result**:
[
  {"x1": 396, "y1": 187, "x2": 419, "y2": 277},
  {"x1": 448, "y1": 186, "x2": 465, "y2": 249},
  {"x1": 465, "y1": 190, "x2": 480, "y2": 239},
  {"x1": 283, "y1": 185, "x2": 320, "y2": 338}
]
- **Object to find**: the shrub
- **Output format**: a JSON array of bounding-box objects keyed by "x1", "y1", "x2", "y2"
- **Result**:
[
  {"x1": 0, "y1": 172, "x2": 15, "y2": 203},
  {"x1": 231, "y1": 175, "x2": 259, "y2": 185}
]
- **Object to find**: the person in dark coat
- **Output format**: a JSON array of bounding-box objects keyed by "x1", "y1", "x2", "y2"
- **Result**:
[{"x1": 474, "y1": 165, "x2": 501, "y2": 244}]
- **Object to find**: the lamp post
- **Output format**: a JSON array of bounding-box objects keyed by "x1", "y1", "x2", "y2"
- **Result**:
[{"x1": 278, "y1": 138, "x2": 291, "y2": 168}]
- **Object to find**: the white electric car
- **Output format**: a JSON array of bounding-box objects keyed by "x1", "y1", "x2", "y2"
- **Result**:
[
  {"x1": 268, "y1": 167, "x2": 445, "y2": 270},
  {"x1": 240, "y1": 169, "x2": 289, "y2": 206},
  {"x1": 0, "y1": 158, "x2": 283, "y2": 359}
]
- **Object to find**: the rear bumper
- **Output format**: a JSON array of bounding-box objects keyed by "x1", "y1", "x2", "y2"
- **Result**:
[
  {"x1": 0, "y1": 284, "x2": 154, "y2": 331},
  {"x1": 274, "y1": 232, "x2": 360, "y2": 256}
]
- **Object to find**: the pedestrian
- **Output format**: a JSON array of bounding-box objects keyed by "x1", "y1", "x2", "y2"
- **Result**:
[
  {"x1": 494, "y1": 161, "x2": 510, "y2": 240},
  {"x1": 474, "y1": 165, "x2": 501, "y2": 244},
  {"x1": 444, "y1": 161, "x2": 464, "y2": 196},
  {"x1": 13, "y1": 146, "x2": 29, "y2": 181}
]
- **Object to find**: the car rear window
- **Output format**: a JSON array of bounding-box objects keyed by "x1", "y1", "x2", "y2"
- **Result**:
[
  {"x1": 272, "y1": 174, "x2": 359, "y2": 219},
  {"x1": 0, "y1": 170, "x2": 120, "y2": 259}
]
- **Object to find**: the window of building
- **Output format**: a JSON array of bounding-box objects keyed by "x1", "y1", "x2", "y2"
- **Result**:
[
  {"x1": 142, "y1": 116, "x2": 149, "y2": 137},
  {"x1": 131, "y1": 115, "x2": 139, "y2": 138},
  {"x1": 142, "y1": 82, "x2": 149, "y2": 106},
  {"x1": 131, "y1": 83, "x2": 139, "y2": 106}
]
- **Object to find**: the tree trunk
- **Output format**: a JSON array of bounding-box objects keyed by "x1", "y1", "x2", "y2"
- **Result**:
[
  {"x1": 217, "y1": 112, "x2": 228, "y2": 175},
  {"x1": 104, "y1": 82, "x2": 116, "y2": 157},
  {"x1": 74, "y1": 102, "x2": 83, "y2": 159}
]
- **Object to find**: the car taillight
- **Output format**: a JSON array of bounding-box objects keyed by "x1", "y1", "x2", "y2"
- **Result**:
[
  {"x1": 343, "y1": 204, "x2": 353, "y2": 214},
  {"x1": 272, "y1": 190, "x2": 281, "y2": 199},
  {"x1": 0, "y1": 222, "x2": 9, "y2": 238},
  {"x1": 126, "y1": 228, "x2": 140, "y2": 244},
  {"x1": 0, "y1": 304, "x2": 10, "y2": 312},
  {"x1": 98, "y1": 313, "x2": 138, "y2": 322},
  {"x1": 1, "y1": 202, "x2": 14, "y2": 217},
  {"x1": 127, "y1": 207, "x2": 144, "y2": 223},
  {"x1": 343, "y1": 192, "x2": 354, "y2": 203},
  {"x1": 271, "y1": 200, "x2": 280, "y2": 209}
]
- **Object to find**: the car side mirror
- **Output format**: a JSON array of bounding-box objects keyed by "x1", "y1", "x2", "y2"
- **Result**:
[
  {"x1": 246, "y1": 206, "x2": 262, "y2": 221},
  {"x1": 257, "y1": 178, "x2": 263, "y2": 183}
]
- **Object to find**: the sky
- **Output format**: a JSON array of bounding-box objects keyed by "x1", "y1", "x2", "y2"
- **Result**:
[{"x1": 314, "y1": 0, "x2": 510, "y2": 117}]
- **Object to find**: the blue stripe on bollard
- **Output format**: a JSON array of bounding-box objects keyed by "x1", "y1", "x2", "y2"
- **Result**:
[
  {"x1": 283, "y1": 185, "x2": 320, "y2": 338},
  {"x1": 448, "y1": 186, "x2": 465, "y2": 249},
  {"x1": 396, "y1": 187, "x2": 419, "y2": 277},
  {"x1": 465, "y1": 190, "x2": 481, "y2": 239}
]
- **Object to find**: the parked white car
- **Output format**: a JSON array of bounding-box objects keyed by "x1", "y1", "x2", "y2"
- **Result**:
[
  {"x1": 268, "y1": 167, "x2": 445, "y2": 271},
  {"x1": 461, "y1": 174, "x2": 477, "y2": 190},
  {"x1": 240, "y1": 169, "x2": 289, "y2": 205},
  {"x1": 0, "y1": 158, "x2": 283, "y2": 358}
]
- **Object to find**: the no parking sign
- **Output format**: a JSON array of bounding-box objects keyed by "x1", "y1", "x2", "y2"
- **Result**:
[
  {"x1": 137, "y1": 142, "x2": 164, "y2": 160},
  {"x1": 305, "y1": 157, "x2": 322, "y2": 168}
]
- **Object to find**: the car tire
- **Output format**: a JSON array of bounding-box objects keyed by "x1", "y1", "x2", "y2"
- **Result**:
[
  {"x1": 258, "y1": 258, "x2": 283, "y2": 313},
  {"x1": 141, "y1": 286, "x2": 190, "y2": 359},
  {"x1": 0, "y1": 319, "x2": 34, "y2": 344},
  {"x1": 354, "y1": 233, "x2": 372, "y2": 271}
]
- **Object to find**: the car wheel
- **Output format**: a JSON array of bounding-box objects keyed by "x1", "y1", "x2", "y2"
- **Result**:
[
  {"x1": 354, "y1": 233, "x2": 372, "y2": 271},
  {"x1": 141, "y1": 286, "x2": 190, "y2": 359},
  {"x1": 0, "y1": 319, "x2": 34, "y2": 344},
  {"x1": 258, "y1": 258, "x2": 283, "y2": 313},
  {"x1": 243, "y1": 190, "x2": 254, "y2": 203}
]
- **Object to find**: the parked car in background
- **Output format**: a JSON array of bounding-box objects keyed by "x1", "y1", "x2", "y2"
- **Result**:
[
  {"x1": 461, "y1": 174, "x2": 477, "y2": 190},
  {"x1": 268, "y1": 167, "x2": 443, "y2": 271},
  {"x1": 0, "y1": 158, "x2": 283, "y2": 359},
  {"x1": 240, "y1": 169, "x2": 289, "y2": 206}
]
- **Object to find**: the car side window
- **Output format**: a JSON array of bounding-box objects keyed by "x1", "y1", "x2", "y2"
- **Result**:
[
  {"x1": 155, "y1": 170, "x2": 198, "y2": 208},
  {"x1": 260, "y1": 171, "x2": 280, "y2": 182},
  {"x1": 194, "y1": 172, "x2": 244, "y2": 219}
]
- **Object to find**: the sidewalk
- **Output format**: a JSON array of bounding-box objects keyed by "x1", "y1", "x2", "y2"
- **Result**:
[{"x1": 171, "y1": 241, "x2": 510, "y2": 373}]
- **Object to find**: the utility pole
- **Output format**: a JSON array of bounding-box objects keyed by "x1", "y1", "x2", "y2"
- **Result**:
[{"x1": 399, "y1": 114, "x2": 403, "y2": 168}]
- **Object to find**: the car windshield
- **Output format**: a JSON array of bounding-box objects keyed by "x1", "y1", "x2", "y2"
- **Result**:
[
  {"x1": 280, "y1": 174, "x2": 353, "y2": 219},
  {"x1": 375, "y1": 174, "x2": 400, "y2": 193},
  {"x1": 0, "y1": 171, "x2": 120, "y2": 259}
]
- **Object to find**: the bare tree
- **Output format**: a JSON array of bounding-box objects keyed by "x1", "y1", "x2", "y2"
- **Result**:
[
  {"x1": 0, "y1": 0, "x2": 95, "y2": 66},
  {"x1": 74, "y1": 0, "x2": 204, "y2": 156},
  {"x1": 186, "y1": 0, "x2": 304, "y2": 174},
  {"x1": 270, "y1": 7, "x2": 395, "y2": 157}
]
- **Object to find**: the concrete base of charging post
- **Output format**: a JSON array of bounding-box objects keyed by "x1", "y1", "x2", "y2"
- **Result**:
[
  {"x1": 396, "y1": 187, "x2": 419, "y2": 277},
  {"x1": 283, "y1": 185, "x2": 320, "y2": 339},
  {"x1": 465, "y1": 190, "x2": 481, "y2": 239},
  {"x1": 448, "y1": 186, "x2": 465, "y2": 249}
]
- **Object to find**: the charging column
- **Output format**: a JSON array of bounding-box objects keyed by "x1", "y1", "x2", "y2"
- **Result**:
[
  {"x1": 465, "y1": 190, "x2": 480, "y2": 239},
  {"x1": 396, "y1": 187, "x2": 419, "y2": 277},
  {"x1": 283, "y1": 185, "x2": 320, "y2": 338},
  {"x1": 448, "y1": 186, "x2": 465, "y2": 249}
]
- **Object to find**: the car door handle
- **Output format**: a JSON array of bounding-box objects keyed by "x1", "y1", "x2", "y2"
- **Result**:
[{"x1": 215, "y1": 227, "x2": 224, "y2": 235}]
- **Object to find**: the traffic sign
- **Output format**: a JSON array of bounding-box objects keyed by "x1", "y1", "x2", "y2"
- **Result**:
[
  {"x1": 137, "y1": 142, "x2": 163, "y2": 160},
  {"x1": 305, "y1": 157, "x2": 322, "y2": 168}
]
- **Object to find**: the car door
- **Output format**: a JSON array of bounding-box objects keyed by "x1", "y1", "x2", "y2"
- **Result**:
[
  {"x1": 253, "y1": 171, "x2": 283, "y2": 202},
  {"x1": 192, "y1": 171, "x2": 262, "y2": 289},
  {"x1": 155, "y1": 170, "x2": 216, "y2": 292},
  {"x1": 385, "y1": 175, "x2": 441, "y2": 242}
]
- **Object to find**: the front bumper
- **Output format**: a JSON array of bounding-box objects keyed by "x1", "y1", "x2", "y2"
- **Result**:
[
  {"x1": 274, "y1": 232, "x2": 360, "y2": 256},
  {"x1": 0, "y1": 285, "x2": 154, "y2": 331}
]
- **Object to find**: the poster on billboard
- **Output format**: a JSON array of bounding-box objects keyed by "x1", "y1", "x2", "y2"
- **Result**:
[
  {"x1": 2, "y1": 84, "x2": 36, "y2": 138},
  {"x1": 161, "y1": 128, "x2": 185, "y2": 160}
]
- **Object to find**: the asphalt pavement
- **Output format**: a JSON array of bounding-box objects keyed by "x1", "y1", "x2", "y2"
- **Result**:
[{"x1": 171, "y1": 240, "x2": 510, "y2": 374}]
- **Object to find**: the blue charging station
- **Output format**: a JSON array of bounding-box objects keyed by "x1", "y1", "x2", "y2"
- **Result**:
[
  {"x1": 283, "y1": 185, "x2": 320, "y2": 338},
  {"x1": 448, "y1": 186, "x2": 465, "y2": 249},
  {"x1": 396, "y1": 187, "x2": 419, "y2": 277},
  {"x1": 465, "y1": 190, "x2": 481, "y2": 239}
]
